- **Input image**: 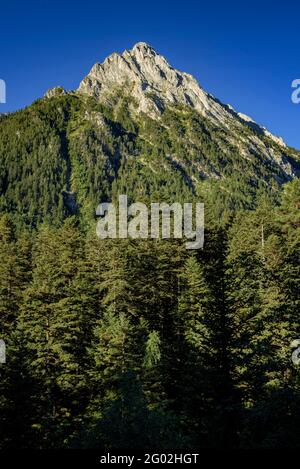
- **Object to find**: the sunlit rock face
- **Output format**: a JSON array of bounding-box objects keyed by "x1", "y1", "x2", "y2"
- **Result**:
[
  {"x1": 78, "y1": 42, "x2": 232, "y2": 121},
  {"x1": 77, "y1": 42, "x2": 298, "y2": 179}
]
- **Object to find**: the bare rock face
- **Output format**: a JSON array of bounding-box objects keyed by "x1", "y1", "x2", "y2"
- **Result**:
[
  {"x1": 78, "y1": 42, "x2": 287, "y2": 148},
  {"x1": 78, "y1": 42, "x2": 233, "y2": 122},
  {"x1": 77, "y1": 42, "x2": 300, "y2": 180},
  {"x1": 44, "y1": 87, "x2": 66, "y2": 99}
]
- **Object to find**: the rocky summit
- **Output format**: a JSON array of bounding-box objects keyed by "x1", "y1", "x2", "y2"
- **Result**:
[
  {"x1": 76, "y1": 42, "x2": 300, "y2": 183},
  {"x1": 79, "y1": 43, "x2": 289, "y2": 148},
  {"x1": 78, "y1": 42, "x2": 226, "y2": 119}
]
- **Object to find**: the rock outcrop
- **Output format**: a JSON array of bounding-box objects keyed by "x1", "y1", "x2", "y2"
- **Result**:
[
  {"x1": 78, "y1": 42, "x2": 287, "y2": 150},
  {"x1": 78, "y1": 42, "x2": 232, "y2": 121},
  {"x1": 44, "y1": 87, "x2": 66, "y2": 99}
]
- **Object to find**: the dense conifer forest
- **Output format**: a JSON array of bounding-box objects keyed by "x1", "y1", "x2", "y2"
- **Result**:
[{"x1": 0, "y1": 93, "x2": 300, "y2": 448}]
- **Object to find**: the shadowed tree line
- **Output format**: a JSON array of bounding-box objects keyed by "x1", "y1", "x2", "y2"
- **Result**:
[{"x1": 0, "y1": 180, "x2": 300, "y2": 449}]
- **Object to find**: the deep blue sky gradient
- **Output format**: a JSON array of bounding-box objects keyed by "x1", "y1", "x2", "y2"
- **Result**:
[{"x1": 1, "y1": 0, "x2": 299, "y2": 148}]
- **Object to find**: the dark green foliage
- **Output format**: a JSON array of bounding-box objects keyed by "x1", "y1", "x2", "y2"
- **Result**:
[{"x1": 1, "y1": 92, "x2": 300, "y2": 449}]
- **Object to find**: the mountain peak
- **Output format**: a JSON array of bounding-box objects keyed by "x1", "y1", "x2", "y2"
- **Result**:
[
  {"x1": 77, "y1": 43, "x2": 287, "y2": 149},
  {"x1": 78, "y1": 41, "x2": 219, "y2": 118},
  {"x1": 131, "y1": 41, "x2": 156, "y2": 53}
]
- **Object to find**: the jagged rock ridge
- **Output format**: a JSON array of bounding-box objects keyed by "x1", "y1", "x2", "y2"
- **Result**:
[{"x1": 78, "y1": 42, "x2": 287, "y2": 149}]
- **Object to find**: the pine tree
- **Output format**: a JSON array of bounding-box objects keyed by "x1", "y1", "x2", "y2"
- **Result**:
[{"x1": 18, "y1": 218, "x2": 93, "y2": 447}]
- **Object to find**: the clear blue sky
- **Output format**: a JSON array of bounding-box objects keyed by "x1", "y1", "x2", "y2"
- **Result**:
[{"x1": 1, "y1": 0, "x2": 299, "y2": 148}]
